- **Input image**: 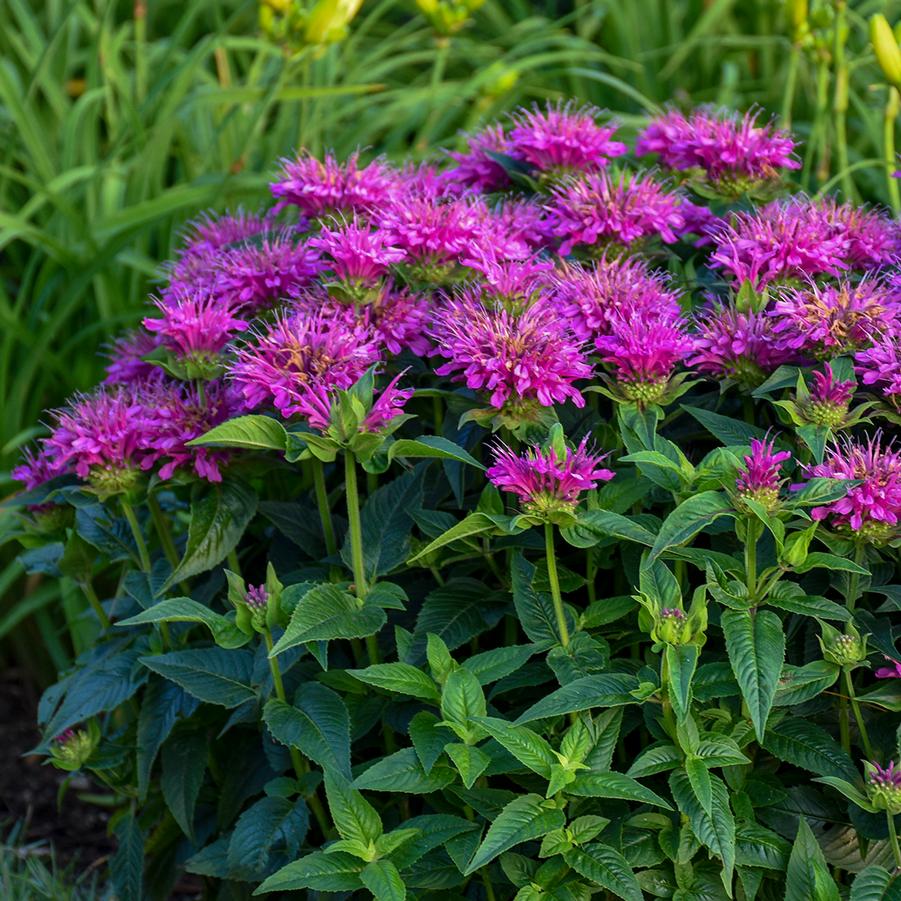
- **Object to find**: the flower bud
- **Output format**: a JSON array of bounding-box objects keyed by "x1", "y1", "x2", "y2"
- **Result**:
[
  {"x1": 866, "y1": 760, "x2": 901, "y2": 813},
  {"x1": 818, "y1": 621, "x2": 867, "y2": 667},
  {"x1": 656, "y1": 607, "x2": 690, "y2": 645},
  {"x1": 50, "y1": 722, "x2": 100, "y2": 772},
  {"x1": 871, "y1": 15, "x2": 901, "y2": 87}
]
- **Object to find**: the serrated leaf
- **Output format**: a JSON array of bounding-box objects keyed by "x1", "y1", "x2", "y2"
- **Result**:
[
  {"x1": 164, "y1": 479, "x2": 257, "y2": 589},
  {"x1": 649, "y1": 491, "x2": 733, "y2": 560},
  {"x1": 722, "y1": 609, "x2": 784, "y2": 743},
  {"x1": 626, "y1": 743, "x2": 682, "y2": 778},
  {"x1": 388, "y1": 436, "x2": 483, "y2": 469},
  {"x1": 408, "y1": 512, "x2": 497, "y2": 563},
  {"x1": 516, "y1": 674, "x2": 639, "y2": 723},
  {"x1": 561, "y1": 509, "x2": 656, "y2": 549},
  {"x1": 110, "y1": 813, "x2": 143, "y2": 901},
  {"x1": 139, "y1": 647, "x2": 255, "y2": 708},
  {"x1": 785, "y1": 819, "x2": 839, "y2": 901},
  {"x1": 161, "y1": 730, "x2": 207, "y2": 840},
  {"x1": 254, "y1": 851, "x2": 363, "y2": 893},
  {"x1": 665, "y1": 644, "x2": 698, "y2": 723},
  {"x1": 850, "y1": 865, "x2": 901, "y2": 901},
  {"x1": 227, "y1": 796, "x2": 309, "y2": 880},
  {"x1": 190, "y1": 414, "x2": 288, "y2": 451},
  {"x1": 270, "y1": 583, "x2": 386, "y2": 654},
  {"x1": 445, "y1": 742, "x2": 491, "y2": 789},
  {"x1": 463, "y1": 794, "x2": 566, "y2": 875},
  {"x1": 566, "y1": 771, "x2": 672, "y2": 809},
  {"x1": 354, "y1": 748, "x2": 455, "y2": 794},
  {"x1": 324, "y1": 771, "x2": 382, "y2": 846},
  {"x1": 263, "y1": 683, "x2": 351, "y2": 777},
  {"x1": 472, "y1": 716, "x2": 555, "y2": 778},
  {"x1": 441, "y1": 668, "x2": 487, "y2": 733},
  {"x1": 117, "y1": 597, "x2": 248, "y2": 648},
  {"x1": 361, "y1": 859, "x2": 406, "y2": 901},
  {"x1": 563, "y1": 843, "x2": 642, "y2": 901},
  {"x1": 408, "y1": 711, "x2": 453, "y2": 774},
  {"x1": 682, "y1": 405, "x2": 767, "y2": 445},
  {"x1": 463, "y1": 645, "x2": 540, "y2": 685},
  {"x1": 348, "y1": 663, "x2": 439, "y2": 701},
  {"x1": 685, "y1": 755, "x2": 713, "y2": 815},
  {"x1": 763, "y1": 719, "x2": 857, "y2": 780}
]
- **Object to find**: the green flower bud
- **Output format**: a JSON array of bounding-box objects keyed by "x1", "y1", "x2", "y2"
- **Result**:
[
  {"x1": 865, "y1": 761, "x2": 901, "y2": 814},
  {"x1": 871, "y1": 15, "x2": 901, "y2": 87},
  {"x1": 50, "y1": 721, "x2": 100, "y2": 772},
  {"x1": 818, "y1": 621, "x2": 868, "y2": 667}
]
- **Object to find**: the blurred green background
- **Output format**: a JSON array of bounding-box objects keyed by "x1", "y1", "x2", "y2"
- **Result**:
[{"x1": 1, "y1": 0, "x2": 900, "y2": 682}]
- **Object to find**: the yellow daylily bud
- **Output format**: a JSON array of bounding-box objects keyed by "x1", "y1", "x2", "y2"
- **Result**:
[{"x1": 871, "y1": 14, "x2": 901, "y2": 87}]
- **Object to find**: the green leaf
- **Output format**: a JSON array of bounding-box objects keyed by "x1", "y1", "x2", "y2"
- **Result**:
[
  {"x1": 682, "y1": 405, "x2": 767, "y2": 445},
  {"x1": 163, "y1": 480, "x2": 258, "y2": 590},
  {"x1": 774, "y1": 661, "x2": 840, "y2": 707},
  {"x1": 511, "y1": 552, "x2": 564, "y2": 645},
  {"x1": 791, "y1": 478, "x2": 850, "y2": 508},
  {"x1": 625, "y1": 743, "x2": 682, "y2": 778},
  {"x1": 161, "y1": 730, "x2": 207, "y2": 840},
  {"x1": 684, "y1": 755, "x2": 713, "y2": 815},
  {"x1": 785, "y1": 819, "x2": 839, "y2": 901},
  {"x1": 189, "y1": 414, "x2": 288, "y2": 451},
  {"x1": 117, "y1": 597, "x2": 248, "y2": 648},
  {"x1": 566, "y1": 772, "x2": 672, "y2": 809},
  {"x1": 813, "y1": 776, "x2": 874, "y2": 811},
  {"x1": 649, "y1": 491, "x2": 734, "y2": 560},
  {"x1": 361, "y1": 859, "x2": 406, "y2": 901},
  {"x1": 766, "y1": 592, "x2": 852, "y2": 622},
  {"x1": 354, "y1": 748, "x2": 455, "y2": 794},
  {"x1": 665, "y1": 644, "x2": 698, "y2": 723},
  {"x1": 263, "y1": 683, "x2": 351, "y2": 777},
  {"x1": 408, "y1": 512, "x2": 497, "y2": 563},
  {"x1": 408, "y1": 711, "x2": 453, "y2": 774},
  {"x1": 463, "y1": 794, "x2": 566, "y2": 875},
  {"x1": 139, "y1": 648, "x2": 255, "y2": 708},
  {"x1": 563, "y1": 843, "x2": 642, "y2": 901},
  {"x1": 445, "y1": 743, "x2": 491, "y2": 789},
  {"x1": 227, "y1": 796, "x2": 309, "y2": 881},
  {"x1": 763, "y1": 719, "x2": 857, "y2": 780},
  {"x1": 463, "y1": 645, "x2": 540, "y2": 685},
  {"x1": 669, "y1": 769, "x2": 735, "y2": 896},
  {"x1": 471, "y1": 716, "x2": 556, "y2": 778},
  {"x1": 270, "y1": 583, "x2": 386, "y2": 654},
  {"x1": 440, "y1": 668, "x2": 487, "y2": 736},
  {"x1": 324, "y1": 771, "x2": 382, "y2": 847},
  {"x1": 794, "y1": 553, "x2": 870, "y2": 575},
  {"x1": 348, "y1": 663, "x2": 439, "y2": 702},
  {"x1": 516, "y1": 674, "x2": 640, "y2": 723},
  {"x1": 850, "y1": 866, "x2": 901, "y2": 901},
  {"x1": 561, "y1": 509, "x2": 656, "y2": 549},
  {"x1": 254, "y1": 851, "x2": 363, "y2": 893},
  {"x1": 110, "y1": 813, "x2": 144, "y2": 901},
  {"x1": 721, "y1": 609, "x2": 785, "y2": 743},
  {"x1": 388, "y1": 436, "x2": 484, "y2": 469}
]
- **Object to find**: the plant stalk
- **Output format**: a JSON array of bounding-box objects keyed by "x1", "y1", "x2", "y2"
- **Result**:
[
  {"x1": 885, "y1": 87, "x2": 901, "y2": 214},
  {"x1": 544, "y1": 523, "x2": 570, "y2": 648}
]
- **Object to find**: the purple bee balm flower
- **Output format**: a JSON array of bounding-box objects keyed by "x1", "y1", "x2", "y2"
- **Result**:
[
  {"x1": 821, "y1": 200, "x2": 901, "y2": 270},
  {"x1": 708, "y1": 199, "x2": 851, "y2": 288},
  {"x1": 493, "y1": 200, "x2": 551, "y2": 252},
  {"x1": 867, "y1": 761, "x2": 901, "y2": 811},
  {"x1": 179, "y1": 208, "x2": 277, "y2": 257},
  {"x1": 810, "y1": 369, "x2": 855, "y2": 407},
  {"x1": 429, "y1": 295, "x2": 592, "y2": 410},
  {"x1": 142, "y1": 380, "x2": 246, "y2": 482},
  {"x1": 691, "y1": 302, "x2": 793, "y2": 386},
  {"x1": 270, "y1": 151, "x2": 400, "y2": 218},
  {"x1": 487, "y1": 437, "x2": 615, "y2": 518},
  {"x1": 43, "y1": 386, "x2": 157, "y2": 495},
  {"x1": 507, "y1": 101, "x2": 627, "y2": 175},
  {"x1": 806, "y1": 433, "x2": 901, "y2": 540},
  {"x1": 552, "y1": 256, "x2": 682, "y2": 344},
  {"x1": 309, "y1": 217, "x2": 406, "y2": 286},
  {"x1": 442, "y1": 123, "x2": 513, "y2": 193},
  {"x1": 143, "y1": 290, "x2": 248, "y2": 359},
  {"x1": 870, "y1": 761, "x2": 901, "y2": 787},
  {"x1": 12, "y1": 444, "x2": 67, "y2": 491},
  {"x1": 875, "y1": 656, "x2": 901, "y2": 678},
  {"x1": 230, "y1": 309, "x2": 381, "y2": 420},
  {"x1": 595, "y1": 312, "x2": 694, "y2": 404},
  {"x1": 735, "y1": 436, "x2": 792, "y2": 512},
  {"x1": 636, "y1": 107, "x2": 799, "y2": 183},
  {"x1": 245, "y1": 585, "x2": 269, "y2": 609},
  {"x1": 770, "y1": 277, "x2": 900, "y2": 357},
  {"x1": 856, "y1": 329, "x2": 901, "y2": 402},
  {"x1": 544, "y1": 170, "x2": 688, "y2": 256},
  {"x1": 460, "y1": 248, "x2": 555, "y2": 306},
  {"x1": 104, "y1": 330, "x2": 164, "y2": 386},
  {"x1": 298, "y1": 372, "x2": 413, "y2": 432}
]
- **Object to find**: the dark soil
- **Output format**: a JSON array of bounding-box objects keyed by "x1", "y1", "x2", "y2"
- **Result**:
[{"x1": 0, "y1": 669, "x2": 113, "y2": 872}]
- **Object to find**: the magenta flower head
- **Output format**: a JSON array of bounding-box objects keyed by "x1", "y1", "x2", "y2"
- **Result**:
[
  {"x1": 595, "y1": 312, "x2": 695, "y2": 407},
  {"x1": 691, "y1": 302, "x2": 794, "y2": 387},
  {"x1": 553, "y1": 255, "x2": 682, "y2": 344},
  {"x1": 636, "y1": 107, "x2": 799, "y2": 190},
  {"x1": 493, "y1": 199, "x2": 550, "y2": 253},
  {"x1": 178, "y1": 208, "x2": 276, "y2": 258},
  {"x1": 770, "y1": 277, "x2": 900, "y2": 358},
  {"x1": 487, "y1": 433, "x2": 614, "y2": 523},
  {"x1": 143, "y1": 289, "x2": 248, "y2": 377},
  {"x1": 460, "y1": 248, "x2": 555, "y2": 309},
  {"x1": 429, "y1": 294, "x2": 592, "y2": 422},
  {"x1": 104, "y1": 330, "x2": 164, "y2": 386},
  {"x1": 708, "y1": 199, "x2": 850, "y2": 288},
  {"x1": 12, "y1": 444, "x2": 67, "y2": 492},
  {"x1": 245, "y1": 585, "x2": 269, "y2": 609},
  {"x1": 544, "y1": 170, "x2": 688, "y2": 256},
  {"x1": 856, "y1": 329, "x2": 901, "y2": 406},
  {"x1": 442, "y1": 123, "x2": 513, "y2": 194},
  {"x1": 821, "y1": 200, "x2": 901, "y2": 270},
  {"x1": 299, "y1": 371, "x2": 413, "y2": 434},
  {"x1": 866, "y1": 761, "x2": 901, "y2": 813},
  {"x1": 735, "y1": 436, "x2": 792, "y2": 513},
  {"x1": 308, "y1": 217, "x2": 406, "y2": 299},
  {"x1": 507, "y1": 101, "x2": 627, "y2": 178},
  {"x1": 875, "y1": 657, "x2": 901, "y2": 679},
  {"x1": 270, "y1": 151, "x2": 400, "y2": 218},
  {"x1": 800, "y1": 369, "x2": 856, "y2": 428},
  {"x1": 141, "y1": 380, "x2": 246, "y2": 483},
  {"x1": 806, "y1": 433, "x2": 901, "y2": 542},
  {"x1": 43, "y1": 386, "x2": 156, "y2": 498},
  {"x1": 230, "y1": 308, "x2": 381, "y2": 421}
]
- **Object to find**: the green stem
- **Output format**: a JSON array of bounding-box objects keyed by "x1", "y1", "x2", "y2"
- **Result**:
[
  {"x1": 887, "y1": 811, "x2": 901, "y2": 870},
  {"x1": 82, "y1": 579, "x2": 111, "y2": 629},
  {"x1": 544, "y1": 523, "x2": 570, "y2": 648},
  {"x1": 344, "y1": 452, "x2": 368, "y2": 602},
  {"x1": 832, "y1": 0, "x2": 853, "y2": 199},
  {"x1": 846, "y1": 543, "x2": 866, "y2": 613},
  {"x1": 782, "y1": 45, "x2": 801, "y2": 128},
  {"x1": 121, "y1": 498, "x2": 151, "y2": 572},
  {"x1": 660, "y1": 650, "x2": 677, "y2": 740},
  {"x1": 227, "y1": 548, "x2": 242, "y2": 578},
  {"x1": 264, "y1": 629, "x2": 332, "y2": 838},
  {"x1": 312, "y1": 459, "x2": 338, "y2": 560},
  {"x1": 843, "y1": 668, "x2": 874, "y2": 759},
  {"x1": 148, "y1": 493, "x2": 192, "y2": 596},
  {"x1": 885, "y1": 87, "x2": 901, "y2": 214}
]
